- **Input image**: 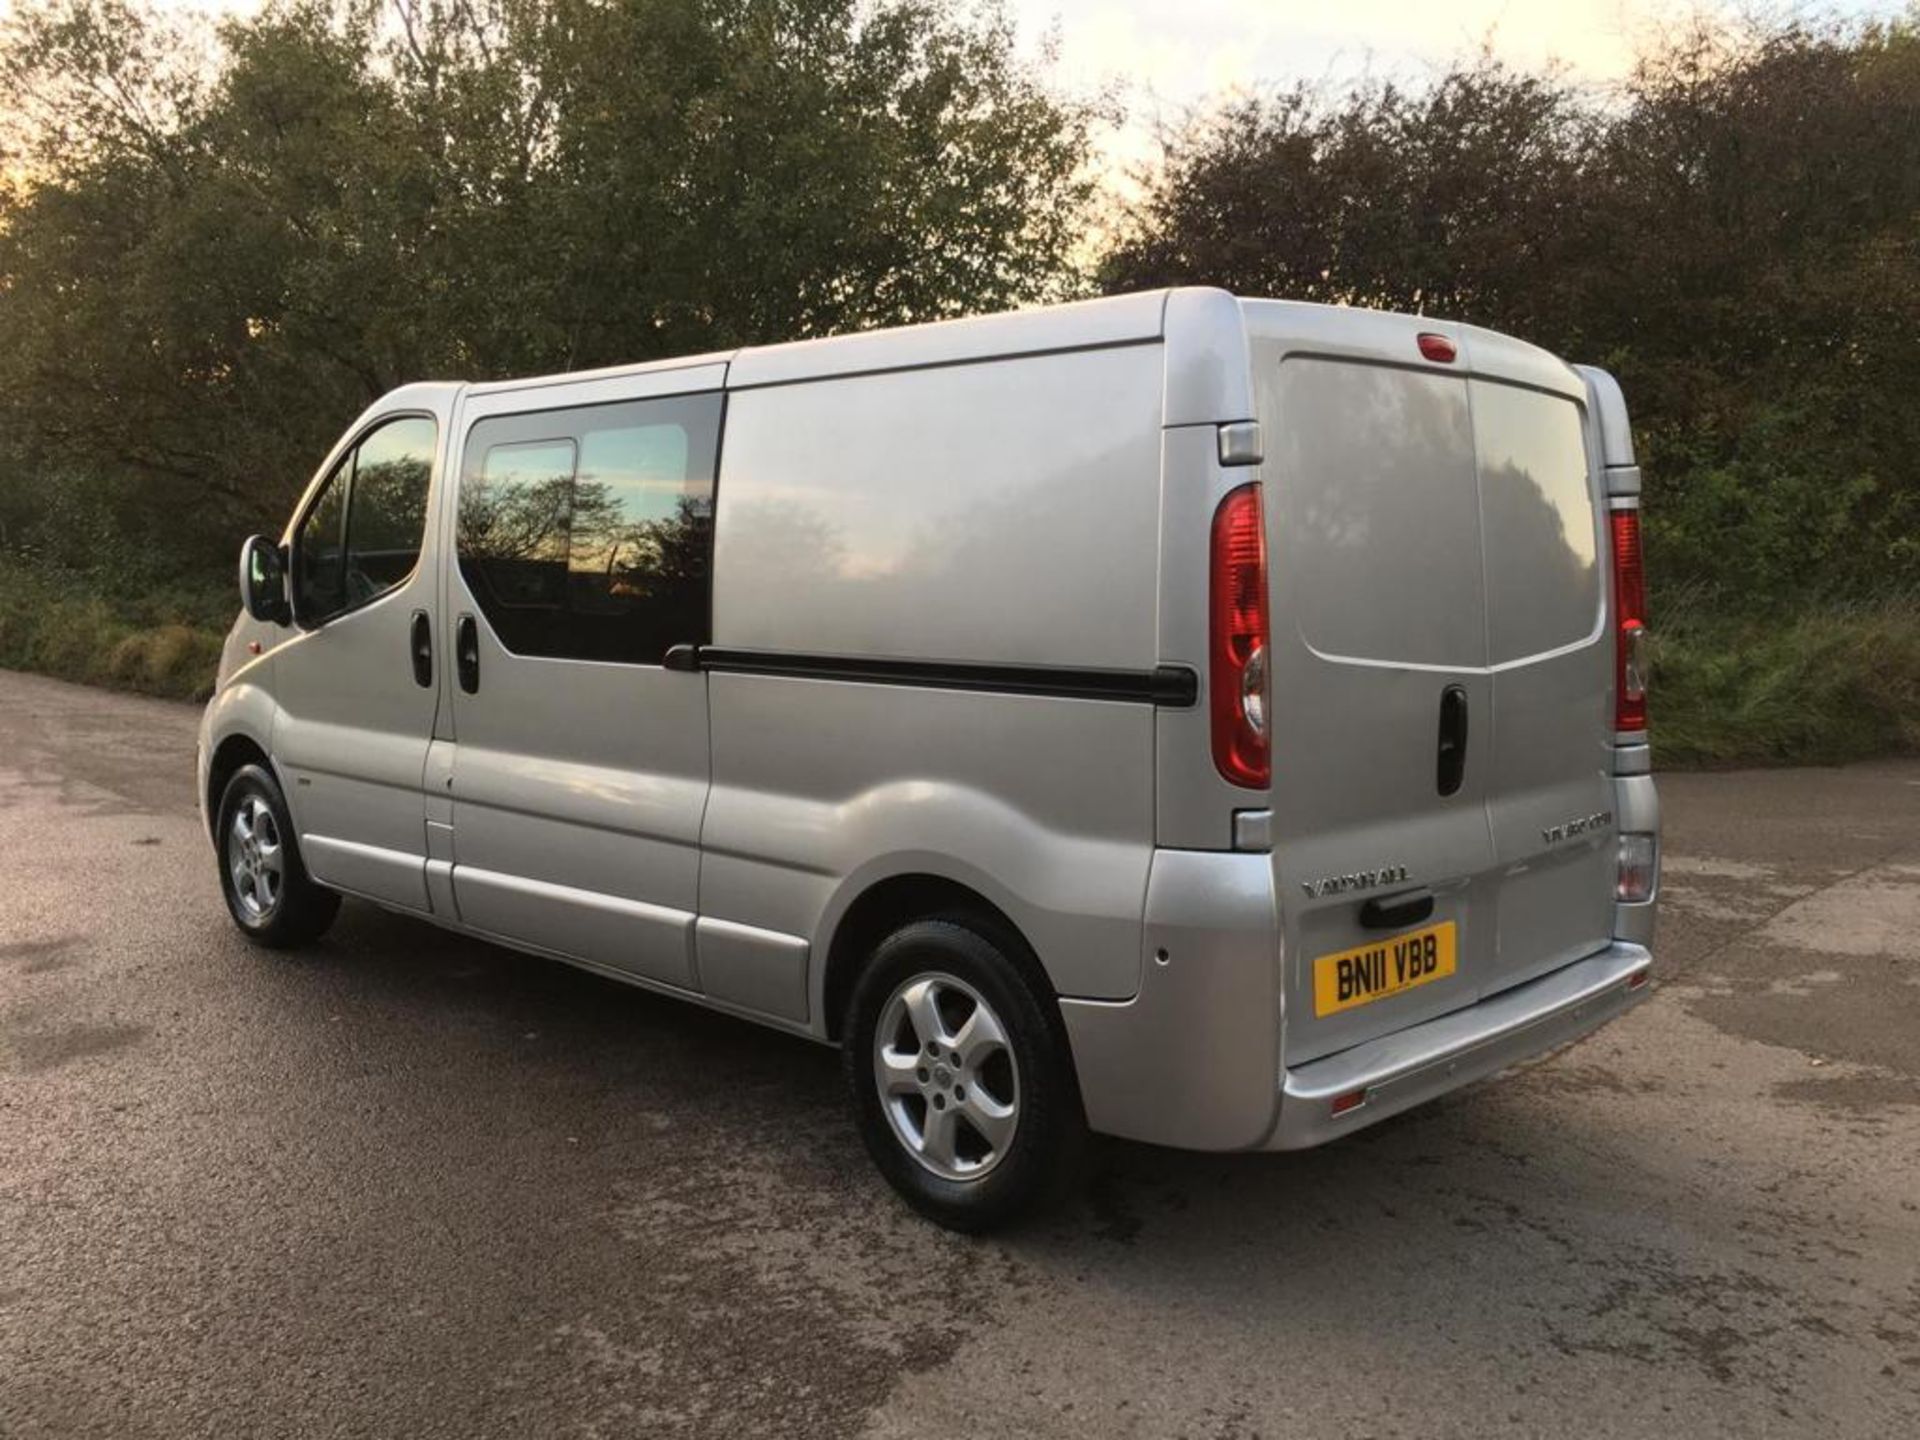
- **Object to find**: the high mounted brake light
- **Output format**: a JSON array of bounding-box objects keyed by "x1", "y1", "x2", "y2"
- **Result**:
[{"x1": 1210, "y1": 483, "x2": 1270, "y2": 788}]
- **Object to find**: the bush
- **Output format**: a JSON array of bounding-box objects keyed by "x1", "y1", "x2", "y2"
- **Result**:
[
  {"x1": 0, "y1": 561, "x2": 225, "y2": 701},
  {"x1": 1651, "y1": 590, "x2": 1920, "y2": 767}
]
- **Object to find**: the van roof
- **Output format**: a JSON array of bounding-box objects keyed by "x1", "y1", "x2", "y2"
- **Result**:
[{"x1": 451, "y1": 288, "x2": 1582, "y2": 413}]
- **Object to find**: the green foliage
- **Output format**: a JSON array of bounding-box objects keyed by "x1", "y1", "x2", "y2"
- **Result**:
[
  {"x1": 0, "y1": 0, "x2": 1101, "y2": 571},
  {"x1": 0, "y1": 559, "x2": 225, "y2": 699},
  {"x1": 1651, "y1": 591, "x2": 1920, "y2": 767}
]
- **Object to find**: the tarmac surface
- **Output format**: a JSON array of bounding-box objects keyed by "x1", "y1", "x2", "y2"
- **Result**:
[{"x1": 1, "y1": 667, "x2": 1916, "y2": 1438}]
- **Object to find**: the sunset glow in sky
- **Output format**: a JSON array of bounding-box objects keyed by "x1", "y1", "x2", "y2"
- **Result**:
[{"x1": 6, "y1": 1, "x2": 1911, "y2": 152}]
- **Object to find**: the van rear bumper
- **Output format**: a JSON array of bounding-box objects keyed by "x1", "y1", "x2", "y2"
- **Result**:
[
  {"x1": 1059, "y1": 844, "x2": 1651, "y2": 1152},
  {"x1": 1263, "y1": 941, "x2": 1651, "y2": 1149}
]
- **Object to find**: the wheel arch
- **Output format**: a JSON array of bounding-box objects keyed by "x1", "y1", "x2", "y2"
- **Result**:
[
  {"x1": 820, "y1": 873, "x2": 1052, "y2": 1044},
  {"x1": 204, "y1": 732, "x2": 273, "y2": 842}
]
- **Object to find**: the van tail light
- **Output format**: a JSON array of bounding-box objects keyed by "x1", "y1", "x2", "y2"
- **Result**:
[
  {"x1": 1210, "y1": 483, "x2": 1270, "y2": 788},
  {"x1": 1610, "y1": 508, "x2": 1648, "y2": 733}
]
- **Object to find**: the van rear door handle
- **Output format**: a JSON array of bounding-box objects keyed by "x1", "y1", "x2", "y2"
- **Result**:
[
  {"x1": 455, "y1": 613, "x2": 479, "y2": 694},
  {"x1": 409, "y1": 610, "x2": 433, "y2": 688},
  {"x1": 1359, "y1": 888, "x2": 1436, "y2": 930},
  {"x1": 1436, "y1": 684, "x2": 1469, "y2": 796}
]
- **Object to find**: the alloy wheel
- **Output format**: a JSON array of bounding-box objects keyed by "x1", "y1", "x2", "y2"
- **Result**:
[{"x1": 873, "y1": 972, "x2": 1021, "y2": 1181}]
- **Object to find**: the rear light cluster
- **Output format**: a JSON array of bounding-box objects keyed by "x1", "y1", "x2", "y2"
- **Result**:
[
  {"x1": 1210, "y1": 483, "x2": 1271, "y2": 788},
  {"x1": 1616, "y1": 832, "x2": 1658, "y2": 903},
  {"x1": 1610, "y1": 508, "x2": 1649, "y2": 733},
  {"x1": 1610, "y1": 507, "x2": 1656, "y2": 903}
]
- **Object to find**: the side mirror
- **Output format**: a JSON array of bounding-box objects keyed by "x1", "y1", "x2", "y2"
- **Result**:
[{"x1": 239, "y1": 534, "x2": 292, "y2": 626}]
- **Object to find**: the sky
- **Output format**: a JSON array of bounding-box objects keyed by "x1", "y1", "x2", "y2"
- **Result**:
[
  {"x1": 7, "y1": 0, "x2": 1911, "y2": 163},
  {"x1": 18, "y1": 1, "x2": 1909, "y2": 93},
  {"x1": 1002, "y1": 0, "x2": 1910, "y2": 173},
  {"x1": 1018, "y1": 0, "x2": 1905, "y2": 95}
]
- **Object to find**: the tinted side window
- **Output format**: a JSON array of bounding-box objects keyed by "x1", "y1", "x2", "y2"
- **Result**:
[
  {"x1": 345, "y1": 417, "x2": 437, "y2": 607},
  {"x1": 291, "y1": 415, "x2": 437, "y2": 627},
  {"x1": 293, "y1": 458, "x2": 349, "y2": 623},
  {"x1": 457, "y1": 393, "x2": 721, "y2": 664}
]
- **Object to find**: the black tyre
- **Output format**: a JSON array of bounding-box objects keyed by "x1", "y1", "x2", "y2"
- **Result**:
[
  {"x1": 844, "y1": 916, "x2": 1086, "y2": 1232},
  {"x1": 215, "y1": 763, "x2": 340, "y2": 949}
]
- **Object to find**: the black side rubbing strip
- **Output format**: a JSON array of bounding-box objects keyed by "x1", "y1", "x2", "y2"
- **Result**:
[{"x1": 690, "y1": 647, "x2": 1198, "y2": 706}]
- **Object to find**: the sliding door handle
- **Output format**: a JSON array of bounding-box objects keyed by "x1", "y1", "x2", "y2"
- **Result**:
[
  {"x1": 1436, "y1": 684, "x2": 1469, "y2": 797},
  {"x1": 455, "y1": 613, "x2": 480, "y2": 694},
  {"x1": 408, "y1": 610, "x2": 433, "y2": 688}
]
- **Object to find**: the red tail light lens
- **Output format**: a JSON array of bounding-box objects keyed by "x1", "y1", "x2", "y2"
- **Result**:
[
  {"x1": 1611, "y1": 508, "x2": 1648, "y2": 733},
  {"x1": 1210, "y1": 483, "x2": 1271, "y2": 788}
]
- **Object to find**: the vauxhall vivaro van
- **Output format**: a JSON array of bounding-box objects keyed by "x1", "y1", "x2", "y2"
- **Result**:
[{"x1": 200, "y1": 289, "x2": 1659, "y2": 1229}]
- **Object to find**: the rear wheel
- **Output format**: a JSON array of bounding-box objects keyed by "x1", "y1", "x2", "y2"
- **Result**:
[
  {"x1": 216, "y1": 764, "x2": 339, "y2": 949},
  {"x1": 844, "y1": 917, "x2": 1084, "y2": 1231}
]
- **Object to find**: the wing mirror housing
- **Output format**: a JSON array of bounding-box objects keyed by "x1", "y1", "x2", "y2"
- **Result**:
[{"x1": 239, "y1": 534, "x2": 292, "y2": 626}]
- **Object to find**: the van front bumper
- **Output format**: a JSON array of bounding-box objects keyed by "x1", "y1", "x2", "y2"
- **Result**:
[{"x1": 1058, "y1": 849, "x2": 1652, "y2": 1152}]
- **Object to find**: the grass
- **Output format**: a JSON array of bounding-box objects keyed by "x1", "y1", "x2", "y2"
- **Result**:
[
  {"x1": 0, "y1": 560, "x2": 226, "y2": 702},
  {"x1": 1651, "y1": 589, "x2": 1920, "y2": 767}
]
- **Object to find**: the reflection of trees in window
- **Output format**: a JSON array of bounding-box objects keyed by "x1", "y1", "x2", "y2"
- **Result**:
[
  {"x1": 351, "y1": 457, "x2": 430, "y2": 553},
  {"x1": 296, "y1": 464, "x2": 348, "y2": 620},
  {"x1": 294, "y1": 416, "x2": 435, "y2": 624},
  {"x1": 458, "y1": 443, "x2": 578, "y2": 609},
  {"x1": 457, "y1": 398, "x2": 719, "y2": 663},
  {"x1": 348, "y1": 455, "x2": 431, "y2": 594},
  {"x1": 461, "y1": 473, "x2": 573, "y2": 567},
  {"x1": 578, "y1": 491, "x2": 712, "y2": 612}
]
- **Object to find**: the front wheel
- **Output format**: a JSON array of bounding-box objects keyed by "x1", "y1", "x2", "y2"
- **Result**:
[
  {"x1": 844, "y1": 917, "x2": 1085, "y2": 1231},
  {"x1": 215, "y1": 763, "x2": 340, "y2": 949}
]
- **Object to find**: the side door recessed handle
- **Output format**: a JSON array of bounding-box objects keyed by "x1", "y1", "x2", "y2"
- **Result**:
[
  {"x1": 455, "y1": 613, "x2": 479, "y2": 694},
  {"x1": 1437, "y1": 684, "x2": 1469, "y2": 797},
  {"x1": 409, "y1": 610, "x2": 433, "y2": 688}
]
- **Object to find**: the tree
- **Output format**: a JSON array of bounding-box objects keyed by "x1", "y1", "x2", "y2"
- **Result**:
[
  {"x1": 0, "y1": 0, "x2": 1100, "y2": 569},
  {"x1": 1099, "y1": 59, "x2": 1595, "y2": 335},
  {"x1": 1100, "y1": 15, "x2": 1920, "y2": 605}
]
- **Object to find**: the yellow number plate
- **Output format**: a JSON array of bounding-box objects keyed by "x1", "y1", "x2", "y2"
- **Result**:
[{"x1": 1313, "y1": 921, "x2": 1457, "y2": 1018}]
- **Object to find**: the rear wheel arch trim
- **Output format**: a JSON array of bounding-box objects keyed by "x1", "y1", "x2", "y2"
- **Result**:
[{"x1": 818, "y1": 869, "x2": 1053, "y2": 1045}]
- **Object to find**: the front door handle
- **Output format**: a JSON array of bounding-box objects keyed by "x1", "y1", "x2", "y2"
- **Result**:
[
  {"x1": 409, "y1": 610, "x2": 433, "y2": 688},
  {"x1": 1436, "y1": 684, "x2": 1469, "y2": 797},
  {"x1": 455, "y1": 613, "x2": 479, "y2": 694}
]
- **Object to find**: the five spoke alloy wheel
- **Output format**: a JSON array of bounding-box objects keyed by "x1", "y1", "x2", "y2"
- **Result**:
[
  {"x1": 227, "y1": 794, "x2": 285, "y2": 923},
  {"x1": 214, "y1": 762, "x2": 340, "y2": 948},
  {"x1": 874, "y1": 972, "x2": 1020, "y2": 1181},
  {"x1": 846, "y1": 915, "x2": 1085, "y2": 1230}
]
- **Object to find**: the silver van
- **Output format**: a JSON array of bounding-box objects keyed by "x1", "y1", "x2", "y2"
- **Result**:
[{"x1": 199, "y1": 289, "x2": 1659, "y2": 1229}]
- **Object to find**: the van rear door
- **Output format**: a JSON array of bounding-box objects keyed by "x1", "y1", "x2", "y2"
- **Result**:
[
  {"x1": 1259, "y1": 350, "x2": 1500, "y2": 1065},
  {"x1": 1470, "y1": 374, "x2": 1615, "y2": 996},
  {"x1": 1252, "y1": 313, "x2": 1617, "y2": 1066}
]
